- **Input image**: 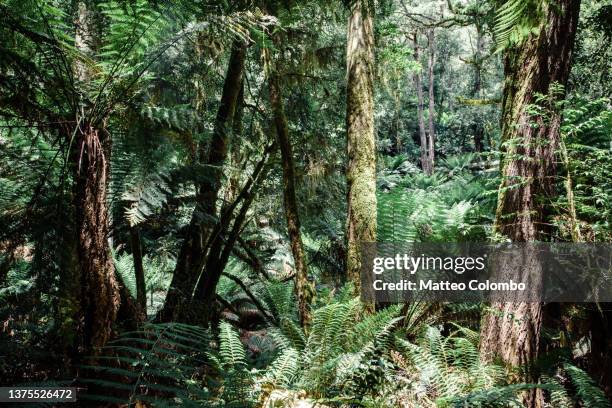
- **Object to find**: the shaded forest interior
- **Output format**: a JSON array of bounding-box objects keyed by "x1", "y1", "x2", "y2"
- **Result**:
[{"x1": 0, "y1": 0, "x2": 611, "y2": 406}]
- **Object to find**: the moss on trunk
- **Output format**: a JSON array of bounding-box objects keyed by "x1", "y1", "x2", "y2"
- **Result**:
[{"x1": 346, "y1": 0, "x2": 376, "y2": 296}]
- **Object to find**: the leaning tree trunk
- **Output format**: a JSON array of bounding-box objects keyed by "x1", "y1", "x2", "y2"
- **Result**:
[
  {"x1": 426, "y1": 29, "x2": 436, "y2": 172},
  {"x1": 269, "y1": 71, "x2": 313, "y2": 327},
  {"x1": 159, "y1": 42, "x2": 246, "y2": 322},
  {"x1": 412, "y1": 32, "x2": 431, "y2": 175},
  {"x1": 346, "y1": 0, "x2": 376, "y2": 295},
  {"x1": 480, "y1": 1, "x2": 581, "y2": 406}
]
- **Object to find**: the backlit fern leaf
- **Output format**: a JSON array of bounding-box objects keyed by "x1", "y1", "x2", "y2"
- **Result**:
[
  {"x1": 123, "y1": 171, "x2": 173, "y2": 227},
  {"x1": 259, "y1": 347, "x2": 299, "y2": 388},
  {"x1": 142, "y1": 106, "x2": 206, "y2": 133},
  {"x1": 218, "y1": 320, "x2": 247, "y2": 370}
]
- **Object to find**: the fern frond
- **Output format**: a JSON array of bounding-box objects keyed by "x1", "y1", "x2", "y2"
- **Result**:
[
  {"x1": 218, "y1": 321, "x2": 247, "y2": 369},
  {"x1": 81, "y1": 322, "x2": 211, "y2": 405},
  {"x1": 122, "y1": 171, "x2": 173, "y2": 227},
  {"x1": 492, "y1": 0, "x2": 543, "y2": 51},
  {"x1": 565, "y1": 363, "x2": 611, "y2": 408}
]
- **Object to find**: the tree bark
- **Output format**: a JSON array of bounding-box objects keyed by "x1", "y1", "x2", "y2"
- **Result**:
[
  {"x1": 480, "y1": 1, "x2": 581, "y2": 406},
  {"x1": 159, "y1": 42, "x2": 246, "y2": 322},
  {"x1": 71, "y1": 1, "x2": 120, "y2": 354},
  {"x1": 73, "y1": 125, "x2": 120, "y2": 354},
  {"x1": 222, "y1": 82, "x2": 244, "y2": 209},
  {"x1": 269, "y1": 71, "x2": 312, "y2": 327},
  {"x1": 346, "y1": 0, "x2": 376, "y2": 295},
  {"x1": 412, "y1": 32, "x2": 431, "y2": 175},
  {"x1": 130, "y1": 226, "x2": 147, "y2": 314},
  {"x1": 426, "y1": 29, "x2": 436, "y2": 172}
]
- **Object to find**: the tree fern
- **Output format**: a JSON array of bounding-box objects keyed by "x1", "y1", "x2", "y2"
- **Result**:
[{"x1": 99, "y1": 0, "x2": 169, "y2": 74}]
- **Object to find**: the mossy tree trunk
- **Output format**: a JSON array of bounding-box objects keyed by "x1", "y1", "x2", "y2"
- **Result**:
[
  {"x1": 346, "y1": 0, "x2": 376, "y2": 295},
  {"x1": 426, "y1": 28, "x2": 436, "y2": 171},
  {"x1": 269, "y1": 71, "x2": 313, "y2": 327},
  {"x1": 480, "y1": 1, "x2": 581, "y2": 406},
  {"x1": 471, "y1": 22, "x2": 485, "y2": 152},
  {"x1": 412, "y1": 32, "x2": 432, "y2": 175}
]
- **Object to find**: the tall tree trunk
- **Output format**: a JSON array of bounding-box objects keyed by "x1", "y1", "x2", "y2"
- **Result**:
[
  {"x1": 480, "y1": 1, "x2": 581, "y2": 406},
  {"x1": 426, "y1": 29, "x2": 436, "y2": 172},
  {"x1": 159, "y1": 42, "x2": 246, "y2": 322},
  {"x1": 130, "y1": 226, "x2": 147, "y2": 314},
  {"x1": 72, "y1": 1, "x2": 120, "y2": 354},
  {"x1": 269, "y1": 72, "x2": 312, "y2": 327},
  {"x1": 223, "y1": 82, "x2": 244, "y2": 208},
  {"x1": 346, "y1": 0, "x2": 376, "y2": 294},
  {"x1": 472, "y1": 22, "x2": 485, "y2": 152},
  {"x1": 412, "y1": 32, "x2": 431, "y2": 175}
]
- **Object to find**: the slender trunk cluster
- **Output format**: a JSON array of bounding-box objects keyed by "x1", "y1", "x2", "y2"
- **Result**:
[
  {"x1": 159, "y1": 42, "x2": 246, "y2": 323},
  {"x1": 346, "y1": 0, "x2": 376, "y2": 294},
  {"x1": 480, "y1": 1, "x2": 581, "y2": 406},
  {"x1": 426, "y1": 29, "x2": 436, "y2": 170},
  {"x1": 412, "y1": 31, "x2": 434, "y2": 175},
  {"x1": 188, "y1": 142, "x2": 275, "y2": 324}
]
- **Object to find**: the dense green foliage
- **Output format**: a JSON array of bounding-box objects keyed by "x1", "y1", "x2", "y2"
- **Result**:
[{"x1": 0, "y1": 0, "x2": 610, "y2": 406}]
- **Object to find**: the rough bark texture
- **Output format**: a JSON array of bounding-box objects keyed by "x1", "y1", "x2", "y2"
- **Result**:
[
  {"x1": 346, "y1": 0, "x2": 376, "y2": 293},
  {"x1": 130, "y1": 226, "x2": 147, "y2": 314},
  {"x1": 480, "y1": 1, "x2": 581, "y2": 406},
  {"x1": 159, "y1": 42, "x2": 246, "y2": 322},
  {"x1": 426, "y1": 29, "x2": 436, "y2": 171},
  {"x1": 269, "y1": 72, "x2": 313, "y2": 327},
  {"x1": 494, "y1": 0, "x2": 580, "y2": 242},
  {"x1": 73, "y1": 126, "x2": 120, "y2": 354},
  {"x1": 412, "y1": 33, "x2": 431, "y2": 175}
]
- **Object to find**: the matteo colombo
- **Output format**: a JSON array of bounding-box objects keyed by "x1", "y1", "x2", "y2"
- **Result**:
[{"x1": 372, "y1": 279, "x2": 526, "y2": 291}]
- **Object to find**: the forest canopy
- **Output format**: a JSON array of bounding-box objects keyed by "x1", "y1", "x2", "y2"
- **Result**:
[{"x1": 0, "y1": 0, "x2": 611, "y2": 407}]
